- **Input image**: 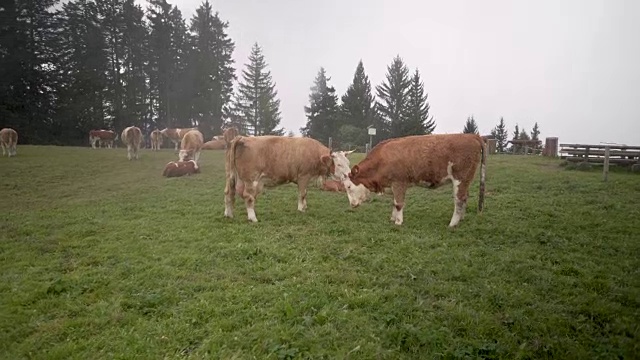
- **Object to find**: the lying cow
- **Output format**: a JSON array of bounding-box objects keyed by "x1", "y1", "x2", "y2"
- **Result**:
[
  {"x1": 345, "y1": 133, "x2": 487, "y2": 227},
  {"x1": 150, "y1": 129, "x2": 162, "y2": 151},
  {"x1": 121, "y1": 126, "x2": 143, "y2": 160},
  {"x1": 202, "y1": 139, "x2": 226, "y2": 150},
  {"x1": 321, "y1": 179, "x2": 346, "y2": 192},
  {"x1": 89, "y1": 129, "x2": 117, "y2": 149},
  {"x1": 179, "y1": 129, "x2": 204, "y2": 163},
  {"x1": 160, "y1": 127, "x2": 197, "y2": 152},
  {"x1": 0, "y1": 128, "x2": 18, "y2": 157},
  {"x1": 162, "y1": 160, "x2": 200, "y2": 177},
  {"x1": 223, "y1": 135, "x2": 354, "y2": 222}
]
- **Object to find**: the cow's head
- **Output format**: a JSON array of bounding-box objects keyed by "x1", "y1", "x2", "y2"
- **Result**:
[
  {"x1": 178, "y1": 149, "x2": 192, "y2": 161},
  {"x1": 349, "y1": 163, "x2": 384, "y2": 194},
  {"x1": 342, "y1": 178, "x2": 371, "y2": 208},
  {"x1": 321, "y1": 150, "x2": 354, "y2": 180}
]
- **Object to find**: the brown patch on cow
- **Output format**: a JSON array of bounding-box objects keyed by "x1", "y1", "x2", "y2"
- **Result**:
[
  {"x1": 348, "y1": 133, "x2": 486, "y2": 227},
  {"x1": 0, "y1": 128, "x2": 18, "y2": 157},
  {"x1": 162, "y1": 160, "x2": 200, "y2": 177}
]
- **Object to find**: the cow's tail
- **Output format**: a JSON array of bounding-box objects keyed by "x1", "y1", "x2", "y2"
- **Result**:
[
  {"x1": 225, "y1": 136, "x2": 243, "y2": 198},
  {"x1": 478, "y1": 136, "x2": 487, "y2": 213}
]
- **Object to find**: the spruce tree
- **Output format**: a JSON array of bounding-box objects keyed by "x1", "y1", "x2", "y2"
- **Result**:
[
  {"x1": 121, "y1": 0, "x2": 149, "y2": 130},
  {"x1": 56, "y1": 0, "x2": 109, "y2": 143},
  {"x1": 234, "y1": 43, "x2": 283, "y2": 136},
  {"x1": 189, "y1": 0, "x2": 236, "y2": 138},
  {"x1": 376, "y1": 55, "x2": 411, "y2": 138},
  {"x1": 340, "y1": 60, "x2": 374, "y2": 132},
  {"x1": 510, "y1": 124, "x2": 520, "y2": 152},
  {"x1": 530, "y1": 122, "x2": 540, "y2": 141},
  {"x1": 463, "y1": 115, "x2": 479, "y2": 134},
  {"x1": 492, "y1": 117, "x2": 508, "y2": 152},
  {"x1": 301, "y1": 67, "x2": 339, "y2": 144},
  {"x1": 404, "y1": 69, "x2": 436, "y2": 135}
]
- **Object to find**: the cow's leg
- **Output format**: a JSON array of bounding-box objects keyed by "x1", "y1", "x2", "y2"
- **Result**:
[
  {"x1": 243, "y1": 180, "x2": 260, "y2": 222},
  {"x1": 448, "y1": 179, "x2": 469, "y2": 227},
  {"x1": 1, "y1": 142, "x2": 6, "y2": 156},
  {"x1": 297, "y1": 177, "x2": 310, "y2": 212},
  {"x1": 127, "y1": 144, "x2": 132, "y2": 160},
  {"x1": 195, "y1": 150, "x2": 201, "y2": 164},
  {"x1": 390, "y1": 183, "x2": 407, "y2": 225}
]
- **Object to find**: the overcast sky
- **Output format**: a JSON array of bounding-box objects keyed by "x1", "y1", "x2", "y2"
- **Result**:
[{"x1": 138, "y1": 0, "x2": 640, "y2": 145}]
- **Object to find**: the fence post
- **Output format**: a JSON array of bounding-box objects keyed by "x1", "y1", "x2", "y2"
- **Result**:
[{"x1": 603, "y1": 146, "x2": 610, "y2": 182}]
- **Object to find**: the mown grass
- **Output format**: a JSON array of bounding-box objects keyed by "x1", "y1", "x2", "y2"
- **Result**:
[{"x1": 1, "y1": 145, "x2": 639, "y2": 359}]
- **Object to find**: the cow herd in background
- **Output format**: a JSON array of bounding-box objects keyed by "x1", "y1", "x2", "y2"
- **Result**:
[{"x1": 1, "y1": 124, "x2": 488, "y2": 227}]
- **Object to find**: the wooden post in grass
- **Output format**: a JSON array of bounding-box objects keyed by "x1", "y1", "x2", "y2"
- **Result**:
[{"x1": 603, "y1": 146, "x2": 610, "y2": 182}]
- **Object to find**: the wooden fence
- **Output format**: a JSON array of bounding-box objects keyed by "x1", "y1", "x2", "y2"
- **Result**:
[{"x1": 559, "y1": 143, "x2": 640, "y2": 181}]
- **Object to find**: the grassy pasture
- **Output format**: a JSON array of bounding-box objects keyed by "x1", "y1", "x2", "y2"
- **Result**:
[{"x1": 1, "y1": 145, "x2": 639, "y2": 359}]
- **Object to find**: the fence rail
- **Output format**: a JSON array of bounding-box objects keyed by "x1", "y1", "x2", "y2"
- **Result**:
[{"x1": 559, "y1": 143, "x2": 640, "y2": 181}]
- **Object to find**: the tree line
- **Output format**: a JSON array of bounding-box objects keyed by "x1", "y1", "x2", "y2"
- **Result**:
[
  {"x1": 462, "y1": 115, "x2": 542, "y2": 153},
  {"x1": 2, "y1": 0, "x2": 540, "y2": 150},
  {"x1": 0, "y1": 0, "x2": 284, "y2": 145}
]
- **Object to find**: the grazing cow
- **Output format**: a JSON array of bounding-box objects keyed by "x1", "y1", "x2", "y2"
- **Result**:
[
  {"x1": 179, "y1": 129, "x2": 204, "y2": 163},
  {"x1": 150, "y1": 129, "x2": 162, "y2": 151},
  {"x1": 160, "y1": 127, "x2": 197, "y2": 151},
  {"x1": 345, "y1": 133, "x2": 487, "y2": 227},
  {"x1": 162, "y1": 160, "x2": 200, "y2": 177},
  {"x1": 89, "y1": 129, "x2": 117, "y2": 149},
  {"x1": 0, "y1": 128, "x2": 18, "y2": 157},
  {"x1": 223, "y1": 135, "x2": 354, "y2": 222},
  {"x1": 222, "y1": 126, "x2": 240, "y2": 145},
  {"x1": 121, "y1": 126, "x2": 143, "y2": 160},
  {"x1": 202, "y1": 139, "x2": 226, "y2": 150}
]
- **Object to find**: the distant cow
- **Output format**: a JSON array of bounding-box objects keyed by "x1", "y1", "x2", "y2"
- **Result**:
[
  {"x1": 150, "y1": 129, "x2": 162, "y2": 151},
  {"x1": 162, "y1": 160, "x2": 200, "y2": 177},
  {"x1": 121, "y1": 126, "x2": 143, "y2": 160},
  {"x1": 222, "y1": 126, "x2": 240, "y2": 145},
  {"x1": 0, "y1": 128, "x2": 18, "y2": 157},
  {"x1": 160, "y1": 127, "x2": 197, "y2": 151},
  {"x1": 202, "y1": 139, "x2": 225, "y2": 150},
  {"x1": 89, "y1": 129, "x2": 117, "y2": 149},
  {"x1": 223, "y1": 135, "x2": 354, "y2": 222},
  {"x1": 179, "y1": 129, "x2": 204, "y2": 163},
  {"x1": 345, "y1": 133, "x2": 487, "y2": 227}
]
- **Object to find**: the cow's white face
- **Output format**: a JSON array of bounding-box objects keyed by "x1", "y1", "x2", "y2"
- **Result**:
[
  {"x1": 343, "y1": 178, "x2": 370, "y2": 208},
  {"x1": 178, "y1": 150, "x2": 190, "y2": 161},
  {"x1": 330, "y1": 150, "x2": 354, "y2": 181}
]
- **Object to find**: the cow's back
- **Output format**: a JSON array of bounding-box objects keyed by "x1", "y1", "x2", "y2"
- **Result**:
[
  {"x1": 234, "y1": 136, "x2": 329, "y2": 182},
  {"x1": 1, "y1": 128, "x2": 17, "y2": 144}
]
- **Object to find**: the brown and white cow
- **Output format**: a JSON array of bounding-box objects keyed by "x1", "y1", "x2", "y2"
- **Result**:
[
  {"x1": 89, "y1": 129, "x2": 117, "y2": 149},
  {"x1": 150, "y1": 129, "x2": 162, "y2": 151},
  {"x1": 223, "y1": 135, "x2": 355, "y2": 222},
  {"x1": 202, "y1": 139, "x2": 226, "y2": 150},
  {"x1": 178, "y1": 129, "x2": 204, "y2": 163},
  {"x1": 160, "y1": 127, "x2": 198, "y2": 151},
  {"x1": 321, "y1": 179, "x2": 346, "y2": 192},
  {"x1": 162, "y1": 159, "x2": 200, "y2": 177},
  {"x1": 121, "y1": 126, "x2": 143, "y2": 160},
  {"x1": 0, "y1": 128, "x2": 18, "y2": 157},
  {"x1": 344, "y1": 133, "x2": 487, "y2": 227}
]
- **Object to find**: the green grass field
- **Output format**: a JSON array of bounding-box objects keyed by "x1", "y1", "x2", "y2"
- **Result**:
[{"x1": 1, "y1": 146, "x2": 639, "y2": 359}]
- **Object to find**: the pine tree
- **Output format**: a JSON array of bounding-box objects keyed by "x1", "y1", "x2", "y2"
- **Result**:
[
  {"x1": 121, "y1": 0, "x2": 149, "y2": 130},
  {"x1": 301, "y1": 67, "x2": 339, "y2": 144},
  {"x1": 340, "y1": 60, "x2": 374, "y2": 133},
  {"x1": 463, "y1": 115, "x2": 479, "y2": 134},
  {"x1": 376, "y1": 55, "x2": 411, "y2": 138},
  {"x1": 492, "y1": 117, "x2": 508, "y2": 152},
  {"x1": 530, "y1": 122, "x2": 540, "y2": 141},
  {"x1": 509, "y1": 124, "x2": 520, "y2": 152},
  {"x1": 404, "y1": 69, "x2": 436, "y2": 135},
  {"x1": 234, "y1": 43, "x2": 283, "y2": 136},
  {"x1": 1, "y1": 0, "x2": 59, "y2": 144},
  {"x1": 147, "y1": 0, "x2": 190, "y2": 128},
  {"x1": 56, "y1": 0, "x2": 109, "y2": 143},
  {"x1": 188, "y1": 1, "x2": 236, "y2": 138}
]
